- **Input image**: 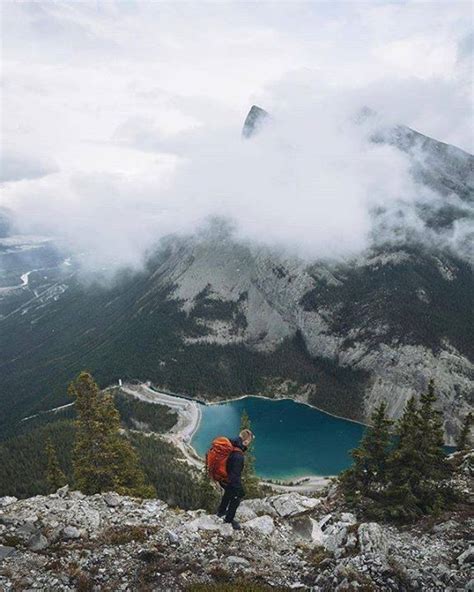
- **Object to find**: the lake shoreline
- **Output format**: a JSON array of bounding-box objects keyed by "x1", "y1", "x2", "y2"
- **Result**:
[
  {"x1": 144, "y1": 381, "x2": 371, "y2": 429},
  {"x1": 203, "y1": 393, "x2": 371, "y2": 429},
  {"x1": 119, "y1": 381, "x2": 359, "y2": 485}
]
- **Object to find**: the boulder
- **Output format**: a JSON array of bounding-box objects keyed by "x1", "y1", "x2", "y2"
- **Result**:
[
  {"x1": 432, "y1": 520, "x2": 458, "y2": 534},
  {"x1": 457, "y1": 546, "x2": 474, "y2": 566},
  {"x1": 0, "y1": 545, "x2": 16, "y2": 560},
  {"x1": 186, "y1": 515, "x2": 232, "y2": 537},
  {"x1": 241, "y1": 499, "x2": 278, "y2": 517},
  {"x1": 166, "y1": 529, "x2": 179, "y2": 545},
  {"x1": 62, "y1": 526, "x2": 81, "y2": 540},
  {"x1": 74, "y1": 506, "x2": 101, "y2": 530},
  {"x1": 358, "y1": 523, "x2": 389, "y2": 555},
  {"x1": 103, "y1": 492, "x2": 121, "y2": 508},
  {"x1": 270, "y1": 493, "x2": 320, "y2": 517},
  {"x1": 15, "y1": 522, "x2": 38, "y2": 541},
  {"x1": 0, "y1": 497, "x2": 17, "y2": 507},
  {"x1": 345, "y1": 532, "x2": 357, "y2": 550},
  {"x1": 227, "y1": 556, "x2": 251, "y2": 568},
  {"x1": 290, "y1": 515, "x2": 314, "y2": 541},
  {"x1": 28, "y1": 533, "x2": 49, "y2": 552},
  {"x1": 310, "y1": 519, "x2": 326, "y2": 546},
  {"x1": 319, "y1": 514, "x2": 333, "y2": 530},
  {"x1": 56, "y1": 485, "x2": 69, "y2": 498},
  {"x1": 235, "y1": 505, "x2": 258, "y2": 522},
  {"x1": 69, "y1": 491, "x2": 86, "y2": 500},
  {"x1": 323, "y1": 524, "x2": 348, "y2": 553},
  {"x1": 187, "y1": 515, "x2": 223, "y2": 532},
  {"x1": 244, "y1": 515, "x2": 275, "y2": 535},
  {"x1": 339, "y1": 512, "x2": 357, "y2": 525}
]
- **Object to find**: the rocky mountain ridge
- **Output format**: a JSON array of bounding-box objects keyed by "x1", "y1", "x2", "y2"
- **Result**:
[{"x1": 0, "y1": 466, "x2": 472, "y2": 592}]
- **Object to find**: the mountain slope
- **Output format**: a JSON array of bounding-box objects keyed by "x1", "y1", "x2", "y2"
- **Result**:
[
  {"x1": 0, "y1": 108, "x2": 472, "y2": 443},
  {"x1": 0, "y1": 482, "x2": 472, "y2": 590}
]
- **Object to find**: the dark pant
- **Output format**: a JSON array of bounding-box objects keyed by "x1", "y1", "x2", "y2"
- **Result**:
[{"x1": 217, "y1": 483, "x2": 245, "y2": 523}]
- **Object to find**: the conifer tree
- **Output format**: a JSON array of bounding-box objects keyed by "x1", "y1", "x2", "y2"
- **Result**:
[
  {"x1": 45, "y1": 437, "x2": 67, "y2": 492},
  {"x1": 69, "y1": 371, "x2": 154, "y2": 497},
  {"x1": 240, "y1": 409, "x2": 262, "y2": 498},
  {"x1": 457, "y1": 412, "x2": 473, "y2": 451},
  {"x1": 418, "y1": 379, "x2": 448, "y2": 480},
  {"x1": 384, "y1": 397, "x2": 423, "y2": 521},
  {"x1": 341, "y1": 402, "x2": 393, "y2": 499},
  {"x1": 386, "y1": 381, "x2": 450, "y2": 519}
]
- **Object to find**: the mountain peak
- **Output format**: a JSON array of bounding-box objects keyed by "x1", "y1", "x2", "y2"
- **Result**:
[{"x1": 242, "y1": 105, "x2": 270, "y2": 138}]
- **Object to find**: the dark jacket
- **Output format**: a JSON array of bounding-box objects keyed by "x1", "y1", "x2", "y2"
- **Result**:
[{"x1": 225, "y1": 437, "x2": 246, "y2": 488}]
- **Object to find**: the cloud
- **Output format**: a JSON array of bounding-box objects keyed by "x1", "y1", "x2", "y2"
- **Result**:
[
  {"x1": 1, "y1": 1, "x2": 472, "y2": 275},
  {"x1": 0, "y1": 150, "x2": 57, "y2": 183}
]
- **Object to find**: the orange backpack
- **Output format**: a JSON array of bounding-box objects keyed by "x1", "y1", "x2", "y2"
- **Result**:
[{"x1": 205, "y1": 436, "x2": 242, "y2": 482}]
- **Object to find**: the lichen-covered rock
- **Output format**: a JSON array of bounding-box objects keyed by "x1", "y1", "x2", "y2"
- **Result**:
[
  {"x1": 0, "y1": 497, "x2": 17, "y2": 508},
  {"x1": 61, "y1": 526, "x2": 81, "y2": 540},
  {"x1": 240, "y1": 498, "x2": 277, "y2": 517},
  {"x1": 28, "y1": 533, "x2": 49, "y2": 551},
  {"x1": 270, "y1": 493, "x2": 321, "y2": 517},
  {"x1": 457, "y1": 545, "x2": 474, "y2": 565},
  {"x1": 235, "y1": 505, "x2": 257, "y2": 522},
  {"x1": 0, "y1": 545, "x2": 16, "y2": 560},
  {"x1": 226, "y1": 555, "x2": 251, "y2": 568},
  {"x1": 243, "y1": 515, "x2": 275, "y2": 535},
  {"x1": 186, "y1": 515, "x2": 233, "y2": 537},
  {"x1": 358, "y1": 522, "x2": 389, "y2": 555},
  {"x1": 0, "y1": 489, "x2": 471, "y2": 591},
  {"x1": 103, "y1": 492, "x2": 121, "y2": 508},
  {"x1": 310, "y1": 518, "x2": 326, "y2": 545},
  {"x1": 323, "y1": 523, "x2": 349, "y2": 553},
  {"x1": 56, "y1": 485, "x2": 69, "y2": 498}
]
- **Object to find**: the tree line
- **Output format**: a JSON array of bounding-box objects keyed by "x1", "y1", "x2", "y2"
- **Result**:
[{"x1": 340, "y1": 379, "x2": 472, "y2": 522}]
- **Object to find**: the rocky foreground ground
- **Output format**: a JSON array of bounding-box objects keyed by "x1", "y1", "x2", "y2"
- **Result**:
[{"x1": 0, "y1": 481, "x2": 473, "y2": 592}]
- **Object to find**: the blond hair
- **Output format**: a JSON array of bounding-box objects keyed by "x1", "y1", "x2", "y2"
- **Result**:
[{"x1": 240, "y1": 429, "x2": 254, "y2": 442}]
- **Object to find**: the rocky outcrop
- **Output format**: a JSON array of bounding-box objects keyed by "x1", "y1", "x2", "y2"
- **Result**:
[
  {"x1": 242, "y1": 105, "x2": 270, "y2": 138},
  {"x1": 0, "y1": 488, "x2": 472, "y2": 591}
]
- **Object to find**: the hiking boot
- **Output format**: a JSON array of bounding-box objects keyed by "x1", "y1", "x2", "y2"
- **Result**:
[{"x1": 225, "y1": 519, "x2": 241, "y2": 530}]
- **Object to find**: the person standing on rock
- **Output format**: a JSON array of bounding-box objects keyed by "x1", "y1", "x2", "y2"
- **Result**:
[{"x1": 206, "y1": 429, "x2": 254, "y2": 530}]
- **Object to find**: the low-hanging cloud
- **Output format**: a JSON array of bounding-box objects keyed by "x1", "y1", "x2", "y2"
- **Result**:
[{"x1": 1, "y1": 1, "x2": 472, "y2": 277}]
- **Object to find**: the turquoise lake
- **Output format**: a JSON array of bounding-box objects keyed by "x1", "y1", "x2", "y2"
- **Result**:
[{"x1": 191, "y1": 396, "x2": 367, "y2": 479}]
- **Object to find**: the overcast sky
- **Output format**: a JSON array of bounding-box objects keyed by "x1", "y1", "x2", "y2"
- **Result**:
[{"x1": 1, "y1": 1, "x2": 472, "y2": 271}]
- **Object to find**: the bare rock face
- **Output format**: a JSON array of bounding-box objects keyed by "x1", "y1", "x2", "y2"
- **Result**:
[
  {"x1": 0, "y1": 489, "x2": 472, "y2": 591},
  {"x1": 146, "y1": 106, "x2": 472, "y2": 442},
  {"x1": 152, "y1": 228, "x2": 473, "y2": 443}
]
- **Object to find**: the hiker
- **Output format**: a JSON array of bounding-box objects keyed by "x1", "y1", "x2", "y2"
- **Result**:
[{"x1": 206, "y1": 428, "x2": 254, "y2": 530}]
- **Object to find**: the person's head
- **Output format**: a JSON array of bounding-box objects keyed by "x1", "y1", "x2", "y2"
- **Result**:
[{"x1": 239, "y1": 429, "x2": 254, "y2": 448}]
